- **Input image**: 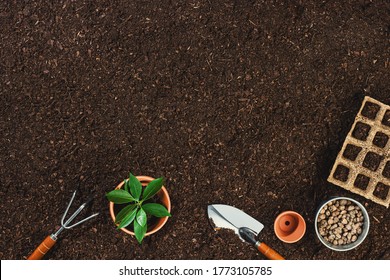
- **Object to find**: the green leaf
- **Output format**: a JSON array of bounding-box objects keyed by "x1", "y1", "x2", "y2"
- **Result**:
[
  {"x1": 134, "y1": 219, "x2": 147, "y2": 244},
  {"x1": 129, "y1": 173, "x2": 142, "y2": 201},
  {"x1": 106, "y1": 189, "x2": 135, "y2": 204},
  {"x1": 142, "y1": 203, "x2": 171, "y2": 217},
  {"x1": 118, "y1": 207, "x2": 138, "y2": 229},
  {"x1": 124, "y1": 179, "x2": 130, "y2": 193},
  {"x1": 136, "y1": 207, "x2": 147, "y2": 227},
  {"x1": 115, "y1": 204, "x2": 136, "y2": 223},
  {"x1": 142, "y1": 177, "x2": 164, "y2": 201}
]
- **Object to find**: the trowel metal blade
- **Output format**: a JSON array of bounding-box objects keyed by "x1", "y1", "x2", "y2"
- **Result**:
[{"x1": 207, "y1": 204, "x2": 264, "y2": 240}]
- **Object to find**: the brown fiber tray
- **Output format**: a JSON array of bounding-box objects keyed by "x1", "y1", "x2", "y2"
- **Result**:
[{"x1": 328, "y1": 96, "x2": 390, "y2": 207}]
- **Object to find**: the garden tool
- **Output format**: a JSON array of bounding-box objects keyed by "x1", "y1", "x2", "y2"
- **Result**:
[
  {"x1": 207, "y1": 204, "x2": 285, "y2": 260},
  {"x1": 27, "y1": 189, "x2": 99, "y2": 260}
]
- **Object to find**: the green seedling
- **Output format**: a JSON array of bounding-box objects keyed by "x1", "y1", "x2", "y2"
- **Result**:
[{"x1": 106, "y1": 173, "x2": 171, "y2": 244}]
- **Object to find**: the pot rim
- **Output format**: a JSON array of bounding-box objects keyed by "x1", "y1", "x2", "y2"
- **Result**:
[
  {"x1": 109, "y1": 175, "x2": 171, "y2": 237},
  {"x1": 274, "y1": 210, "x2": 306, "y2": 243}
]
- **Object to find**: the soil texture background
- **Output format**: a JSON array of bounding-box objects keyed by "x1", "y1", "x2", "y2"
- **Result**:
[{"x1": 1, "y1": 0, "x2": 389, "y2": 260}]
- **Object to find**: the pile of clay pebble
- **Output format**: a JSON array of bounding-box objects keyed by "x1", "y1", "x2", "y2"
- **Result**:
[{"x1": 317, "y1": 199, "x2": 364, "y2": 246}]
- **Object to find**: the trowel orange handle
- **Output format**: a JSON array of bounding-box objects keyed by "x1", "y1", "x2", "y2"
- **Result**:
[
  {"x1": 27, "y1": 235, "x2": 56, "y2": 260},
  {"x1": 257, "y1": 242, "x2": 285, "y2": 260}
]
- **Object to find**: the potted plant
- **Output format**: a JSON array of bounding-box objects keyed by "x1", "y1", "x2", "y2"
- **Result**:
[{"x1": 107, "y1": 174, "x2": 171, "y2": 243}]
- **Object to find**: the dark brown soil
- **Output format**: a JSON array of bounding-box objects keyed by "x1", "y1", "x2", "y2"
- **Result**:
[
  {"x1": 343, "y1": 144, "x2": 362, "y2": 161},
  {"x1": 361, "y1": 101, "x2": 380, "y2": 120},
  {"x1": 383, "y1": 161, "x2": 390, "y2": 179},
  {"x1": 1, "y1": 0, "x2": 390, "y2": 260},
  {"x1": 362, "y1": 151, "x2": 383, "y2": 171},
  {"x1": 382, "y1": 110, "x2": 390, "y2": 127},
  {"x1": 373, "y1": 183, "x2": 389, "y2": 201},
  {"x1": 354, "y1": 174, "x2": 370, "y2": 190},
  {"x1": 373, "y1": 132, "x2": 389, "y2": 148},
  {"x1": 352, "y1": 122, "x2": 371, "y2": 141},
  {"x1": 333, "y1": 165, "x2": 350, "y2": 182}
]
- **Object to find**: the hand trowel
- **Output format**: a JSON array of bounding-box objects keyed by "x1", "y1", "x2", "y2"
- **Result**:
[{"x1": 208, "y1": 204, "x2": 284, "y2": 260}]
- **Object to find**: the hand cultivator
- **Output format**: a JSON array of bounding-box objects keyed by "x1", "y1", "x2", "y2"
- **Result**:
[{"x1": 27, "y1": 189, "x2": 99, "y2": 260}]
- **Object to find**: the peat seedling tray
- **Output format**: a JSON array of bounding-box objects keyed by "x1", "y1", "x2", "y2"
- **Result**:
[{"x1": 328, "y1": 96, "x2": 390, "y2": 207}]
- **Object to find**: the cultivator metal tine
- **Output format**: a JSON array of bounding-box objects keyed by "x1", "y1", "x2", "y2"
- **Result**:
[
  {"x1": 52, "y1": 189, "x2": 99, "y2": 239},
  {"x1": 61, "y1": 189, "x2": 77, "y2": 227},
  {"x1": 63, "y1": 192, "x2": 99, "y2": 229},
  {"x1": 28, "y1": 186, "x2": 99, "y2": 260}
]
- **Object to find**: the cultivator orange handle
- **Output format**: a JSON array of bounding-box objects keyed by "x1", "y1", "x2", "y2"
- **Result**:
[
  {"x1": 27, "y1": 235, "x2": 56, "y2": 260},
  {"x1": 257, "y1": 242, "x2": 285, "y2": 260}
]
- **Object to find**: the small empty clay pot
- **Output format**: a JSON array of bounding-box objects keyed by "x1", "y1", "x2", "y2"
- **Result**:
[{"x1": 274, "y1": 211, "x2": 306, "y2": 243}]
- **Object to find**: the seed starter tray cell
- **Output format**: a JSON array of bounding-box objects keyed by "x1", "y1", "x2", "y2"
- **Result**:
[{"x1": 328, "y1": 96, "x2": 390, "y2": 207}]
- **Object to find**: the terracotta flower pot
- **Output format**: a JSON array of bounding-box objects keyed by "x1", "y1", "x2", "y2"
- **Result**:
[
  {"x1": 109, "y1": 175, "x2": 171, "y2": 236},
  {"x1": 274, "y1": 211, "x2": 306, "y2": 243}
]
